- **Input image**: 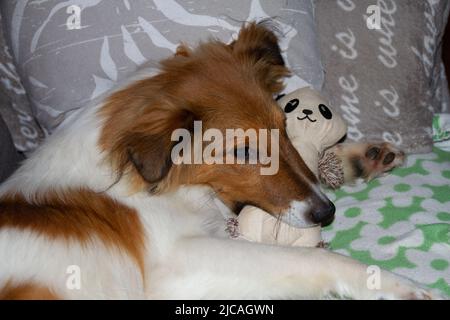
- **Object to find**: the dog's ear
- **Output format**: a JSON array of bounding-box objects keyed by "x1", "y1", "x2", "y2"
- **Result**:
[
  {"x1": 175, "y1": 44, "x2": 192, "y2": 57},
  {"x1": 124, "y1": 106, "x2": 196, "y2": 186},
  {"x1": 230, "y1": 21, "x2": 290, "y2": 94}
]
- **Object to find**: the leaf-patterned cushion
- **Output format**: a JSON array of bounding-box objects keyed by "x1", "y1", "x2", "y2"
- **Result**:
[
  {"x1": 0, "y1": 11, "x2": 44, "y2": 153},
  {"x1": 0, "y1": 0, "x2": 323, "y2": 133}
]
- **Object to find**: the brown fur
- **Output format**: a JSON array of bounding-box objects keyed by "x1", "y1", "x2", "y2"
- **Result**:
[
  {"x1": 0, "y1": 281, "x2": 59, "y2": 300},
  {"x1": 0, "y1": 190, "x2": 146, "y2": 280},
  {"x1": 99, "y1": 22, "x2": 318, "y2": 216}
]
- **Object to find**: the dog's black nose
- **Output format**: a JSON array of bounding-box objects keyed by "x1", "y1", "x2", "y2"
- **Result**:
[
  {"x1": 311, "y1": 200, "x2": 335, "y2": 227},
  {"x1": 302, "y1": 109, "x2": 313, "y2": 115}
]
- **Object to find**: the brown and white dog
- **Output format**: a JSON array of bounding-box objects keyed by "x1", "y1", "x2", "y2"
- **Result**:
[{"x1": 0, "y1": 23, "x2": 441, "y2": 299}]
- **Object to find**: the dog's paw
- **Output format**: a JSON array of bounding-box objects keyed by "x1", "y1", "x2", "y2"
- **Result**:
[
  {"x1": 374, "y1": 278, "x2": 447, "y2": 300},
  {"x1": 387, "y1": 287, "x2": 446, "y2": 300},
  {"x1": 332, "y1": 142, "x2": 405, "y2": 183},
  {"x1": 361, "y1": 143, "x2": 405, "y2": 181},
  {"x1": 402, "y1": 287, "x2": 447, "y2": 300}
]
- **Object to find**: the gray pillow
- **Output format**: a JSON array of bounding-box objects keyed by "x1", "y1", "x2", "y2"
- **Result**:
[
  {"x1": 0, "y1": 111, "x2": 24, "y2": 183},
  {"x1": 0, "y1": 11, "x2": 44, "y2": 153},
  {"x1": 1, "y1": 0, "x2": 323, "y2": 133},
  {"x1": 315, "y1": 0, "x2": 450, "y2": 154}
]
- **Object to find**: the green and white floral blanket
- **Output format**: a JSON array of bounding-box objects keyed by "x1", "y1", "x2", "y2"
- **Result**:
[{"x1": 323, "y1": 147, "x2": 450, "y2": 297}]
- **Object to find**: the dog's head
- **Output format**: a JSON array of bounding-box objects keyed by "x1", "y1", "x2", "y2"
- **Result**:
[{"x1": 100, "y1": 22, "x2": 335, "y2": 227}]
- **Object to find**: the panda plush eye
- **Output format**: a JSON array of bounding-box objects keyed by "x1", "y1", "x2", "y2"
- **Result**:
[
  {"x1": 319, "y1": 104, "x2": 332, "y2": 120},
  {"x1": 284, "y1": 99, "x2": 299, "y2": 113}
]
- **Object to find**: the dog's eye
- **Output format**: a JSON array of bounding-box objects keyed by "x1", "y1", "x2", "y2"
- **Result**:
[
  {"x1": 234, "y1": 146, "x2": 249, "y2": 159},
  {"x1": 319, "y1": 104, "x2": 332, "y2": 120},
  {"x1": 234, "y1": 145, "x2": 256, "y2": 163},
  {"x1": 284, "y1": 99, "x2": 299, "y2": 113}
]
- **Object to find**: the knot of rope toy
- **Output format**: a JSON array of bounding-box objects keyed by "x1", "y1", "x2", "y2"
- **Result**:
[{"x1": 225, "y1": 218, "x2": 240, "y2": 239}]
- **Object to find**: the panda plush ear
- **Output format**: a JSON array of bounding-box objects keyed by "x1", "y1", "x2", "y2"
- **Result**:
[{"x1": 284, "y1": 99, "x2": 300, "y2": 113}]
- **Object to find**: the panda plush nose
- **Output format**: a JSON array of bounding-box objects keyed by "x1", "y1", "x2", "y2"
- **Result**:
[{"x1": 302, "y1": 109, "x2": 313, "y2": 115}]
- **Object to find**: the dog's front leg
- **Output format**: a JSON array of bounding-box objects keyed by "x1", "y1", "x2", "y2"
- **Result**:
[
  {"x1": 149, "y1": 237, "x2": 441, "y2": 299},
  {"x1": 321, "y1": 142, "x2": 405, "y2": 187}
]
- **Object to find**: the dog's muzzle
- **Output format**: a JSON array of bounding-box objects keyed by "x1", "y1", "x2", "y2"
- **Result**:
[
  {"x1": 310, "y1": 200, "x2": 335, "y2": 227},
  {"x1": 280, "y1": 194, "x2": 336, "y2": 228}
]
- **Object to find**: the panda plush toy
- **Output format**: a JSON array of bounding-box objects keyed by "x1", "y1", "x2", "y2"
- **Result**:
[{"x1": 234, "y1": 87, "x2": 348, "y2": 247}]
